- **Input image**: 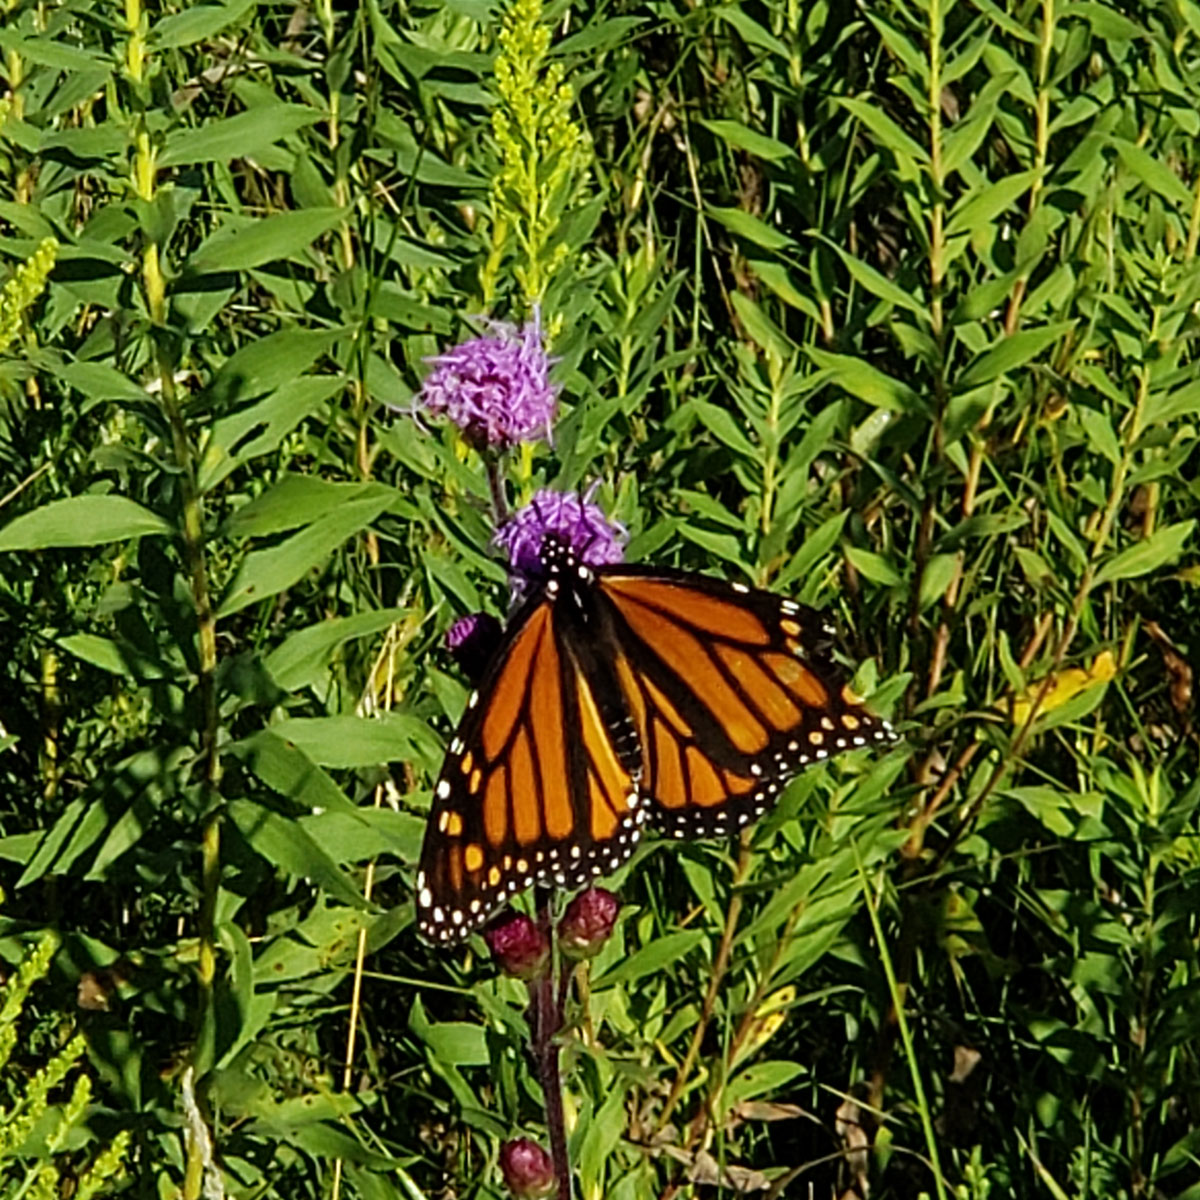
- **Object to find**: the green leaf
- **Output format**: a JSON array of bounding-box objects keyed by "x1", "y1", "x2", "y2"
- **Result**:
[
  {"x1": 713, "y1": 6, "x2": 790, "y2": 57},
  {"x1": 0, "y1": 30, "x2": 103, "y2": 71},
  {"x1": 918, "y1": 553, "x2": 959, "y2": 611},
  {"x1": 223, "y1": 476, "x2": 390, "y2": 538},
  {"x1": 1093, "y1": 521, "x2": 1195, "y2": 587},
  {"x1": 206, "y1": 329, "x2": 343, "y2": 407},
  {"x1": 823, "y1": 239, "x2": 927, "y2": 316},
  {"x1": 232, "y1": 730, "x2": 362, "y2": 815},
  {"x1": 268, "y1": 714, "x2": 440, "y2": 771},
  {"x1": 160, "y1": 104, "x2": 322, "y2": 167},
  {"x1": 1077, "y1": 408, "x2": 1121, "y2": 465},
  {"x1": 150, "y1": 0, "x2": 256, "y2": 48},
  {"x1": 1114, "y1": 139, "x2": 1193, "y2": 208},
  {"x1": 682, "y1": 399, "x2": 759, "y2": 459},
  {"x1": 553, "y1": 16, "x2": 646, "y2": 54},
  {"x1": 945, "y1": 170, "x2": 1040, "y2": 237},
  {"x1": 958, "y1": 322, "x2": 1075, "y2": 387},
  {"x1": 188, "y1": 208, "x2": 347, "y2": 273},
  {"x1": 1143, "y1": 379, "x2": 1200, "y2": 428},
  {"x1": 779, "y1": 511, "x2": 848, "y2": 590},
  {"x1": 0, "y1": 495, "x2": 172, "y2": 551},
  {"x1": 707, "y1": 206, "x2": 795, "y2": 252},
  {"x1": 1070, "y1": 2, "x2": 1144, "y2": 40},
  {"x1": 227, "y1": 799, "x2": 365, "y2": 906},
  {"x1": 838, "y1": 97, "x2": 929, "y2": 166},
  {"x1": 845, "y1": 546, "x2": 905, "y2": 587},
  {"x1": 53, "y1": 361, "x2": 149, "y2": 404},
  {"x1": 730, "y1": 293, "x2": 794, "y2": 361},
  {"x1": 698, "y1": 119, "x2": 795, "y2": 162},
  {"x1": 593, "y1": 930, "x2": 706, "y2": 988},
  {"x1": 199, "y1": 377, "x2": 341, "y2": 492},
  {"x1": 217, "y1": 487, "x2": 395, "y2": 615},
  {"x1": 807, "y1": 350, "x2": 923, "y2": 413},
  {"x1": 264, "y1": 608, "x2": 411, "y2": 693}
]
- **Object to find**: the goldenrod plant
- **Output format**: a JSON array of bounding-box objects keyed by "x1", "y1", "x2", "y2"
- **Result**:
[
  {"x1": 0, "y1": 240, "x2": 56, "y2": 359},
  {"x1": 481, "y1": 0, "x2": 591, "y2": 310},
  {"x1": 0, "y1": 922, "x2": 128, "y2": 1200}
]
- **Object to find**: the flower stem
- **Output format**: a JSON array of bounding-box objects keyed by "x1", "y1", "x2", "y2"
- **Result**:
[{"x1": 532, "y1": 889, "x2": 570, "y2": 1200}]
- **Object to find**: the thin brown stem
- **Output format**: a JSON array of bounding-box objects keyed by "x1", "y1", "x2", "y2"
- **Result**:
[
  {"x1": 532, "y1": 890, "x2": 570, "y2": 1200},
  {"x1": 657, "y1": 835, "x2": 753, "y2": 1131}
]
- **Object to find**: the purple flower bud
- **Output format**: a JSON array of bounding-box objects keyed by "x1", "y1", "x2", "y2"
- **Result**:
[
  {"x1": 493, "y1": 488, "x2": 626, "y2": 586},
  {"x1": 558, "y1": 888, "x2": 620, "y2": 958},
  {"x1": 484, "y1": 913, "x2": 549, "y2": 980},
  {"x1": 446, "y1": 612, "x2": 504, "y2": 684},
  {"x1": 499, "y1": 1138, "x2": 556, "y2": 1198},
  {"x1": 417, "y1": 314, "x2": 558, "y2": 449}
]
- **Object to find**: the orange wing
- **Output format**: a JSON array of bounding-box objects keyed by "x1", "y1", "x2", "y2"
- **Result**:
[
  {"x1": 416, "y1": 600, "x2": 645, "y2": 942},
  {"x1": 596, "y1": 571, "x2": 893, "y2": 838}
]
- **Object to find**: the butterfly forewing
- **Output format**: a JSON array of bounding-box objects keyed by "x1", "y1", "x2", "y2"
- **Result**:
[
  {"x1": 594, "y1": 570, "x2": 893, "y2": 838},
  {"x1": 416, "y1": 598, "x2": 644, "y2": 943}
]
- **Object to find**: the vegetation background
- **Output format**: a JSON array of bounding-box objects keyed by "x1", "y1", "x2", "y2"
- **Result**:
[{"x1": 2, "y1": 0, "x2": 1200, "y2": 1197}]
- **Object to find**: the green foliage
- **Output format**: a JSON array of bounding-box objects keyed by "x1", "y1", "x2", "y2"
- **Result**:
[
  {"x1": 0, "y1": 925, "x2": 129, "y2": 1199},
  {"x1": 1, "y1": 0, "x2": 1200, "y2": 1197}
]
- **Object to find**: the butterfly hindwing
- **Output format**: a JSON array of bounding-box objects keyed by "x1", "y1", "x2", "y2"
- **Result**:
[
  {"x1": 416, "y1": 596, "x2": 643, "y2": 942},
  {"x1": 594, "y1": 569, "x2": 893, "y2": 838}
]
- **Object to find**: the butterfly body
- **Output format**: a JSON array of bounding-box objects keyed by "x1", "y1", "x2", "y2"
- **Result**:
[{"x1": 416, "y1": 538, "x2": 892, "y2": 942}]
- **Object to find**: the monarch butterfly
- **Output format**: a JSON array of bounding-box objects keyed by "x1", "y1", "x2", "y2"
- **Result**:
[{"x1": 415, "y1": 535, "x2": 893, "y2": 942}]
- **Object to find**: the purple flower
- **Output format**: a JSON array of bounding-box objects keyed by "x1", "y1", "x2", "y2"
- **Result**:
[
  {"x1": 494, "y1": 488, "x2": 626, "y2": 585},
  {"x1": 446, "y1": 612, "x2": 503, "y2": 684},
  {"x1": 484, "y1": 913, "x2": 549, "y2": 980},
  {"x1": 417, "y1": 314, "x2": 558, "y2": 449},
  {"x1": 559, "y1": 888, "x2": 620, "y2": 959},
  {"x1": 499, "y1": 1138, "x2": 556, "y2": 1198}
]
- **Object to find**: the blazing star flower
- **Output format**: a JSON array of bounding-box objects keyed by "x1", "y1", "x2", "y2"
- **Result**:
[
  {"x1": 499, "y1": 1138, "x2": 556, "y2": 1199},
  {"x1": 485, "y1": 913, "x2": 550, "y2": 980},
  {"x1": 494, "y1": 488, "x2": 626, "y2": 586},
  {"x1": 446, "y1": 612, "x2": 504, "y2": 685},
  {"x1": 418, "y1": 315, "x2": 558, "y2": 449},
  {"x1": 559, "y1": 888, "x2": 620, "y2": 959}
]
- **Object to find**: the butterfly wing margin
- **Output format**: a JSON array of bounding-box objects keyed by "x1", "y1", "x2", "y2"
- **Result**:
[
  {"x1": 416, "y1": 600, "x2": 644, "y2": 943},
  {"x1": 594, "y1": 569, "x2": 894, "y2": 838}
]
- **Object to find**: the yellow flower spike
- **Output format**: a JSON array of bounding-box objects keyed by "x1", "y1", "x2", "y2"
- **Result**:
[
  {"x1": 0, "y1": 238, "x2": 58, "y2": 357},
  {"x1": 1009, "y1": 649, "x2": 1117, "y2": 727},
  {"x1": 485, "y1": 0, "x2": 591, "y2": 307}
]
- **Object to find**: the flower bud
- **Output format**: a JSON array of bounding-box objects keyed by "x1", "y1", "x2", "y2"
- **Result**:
[
  {"x1": 558, "y1": 888, "x2": 620, "y2": 959},
  {"x1": 446, "y1": 612, "x2": 503, "y2": 685},
  {"x1": 484, "y1": 913, "x2": 549, "y2": 980},
  {"x1": 499, "y1": 1138, "x2": 556, "y2": 1198}
]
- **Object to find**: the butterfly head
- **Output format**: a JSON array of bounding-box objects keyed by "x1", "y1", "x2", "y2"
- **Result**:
[{"x1": 539, "y1": 532, "x2": 595, "y2": 596}]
